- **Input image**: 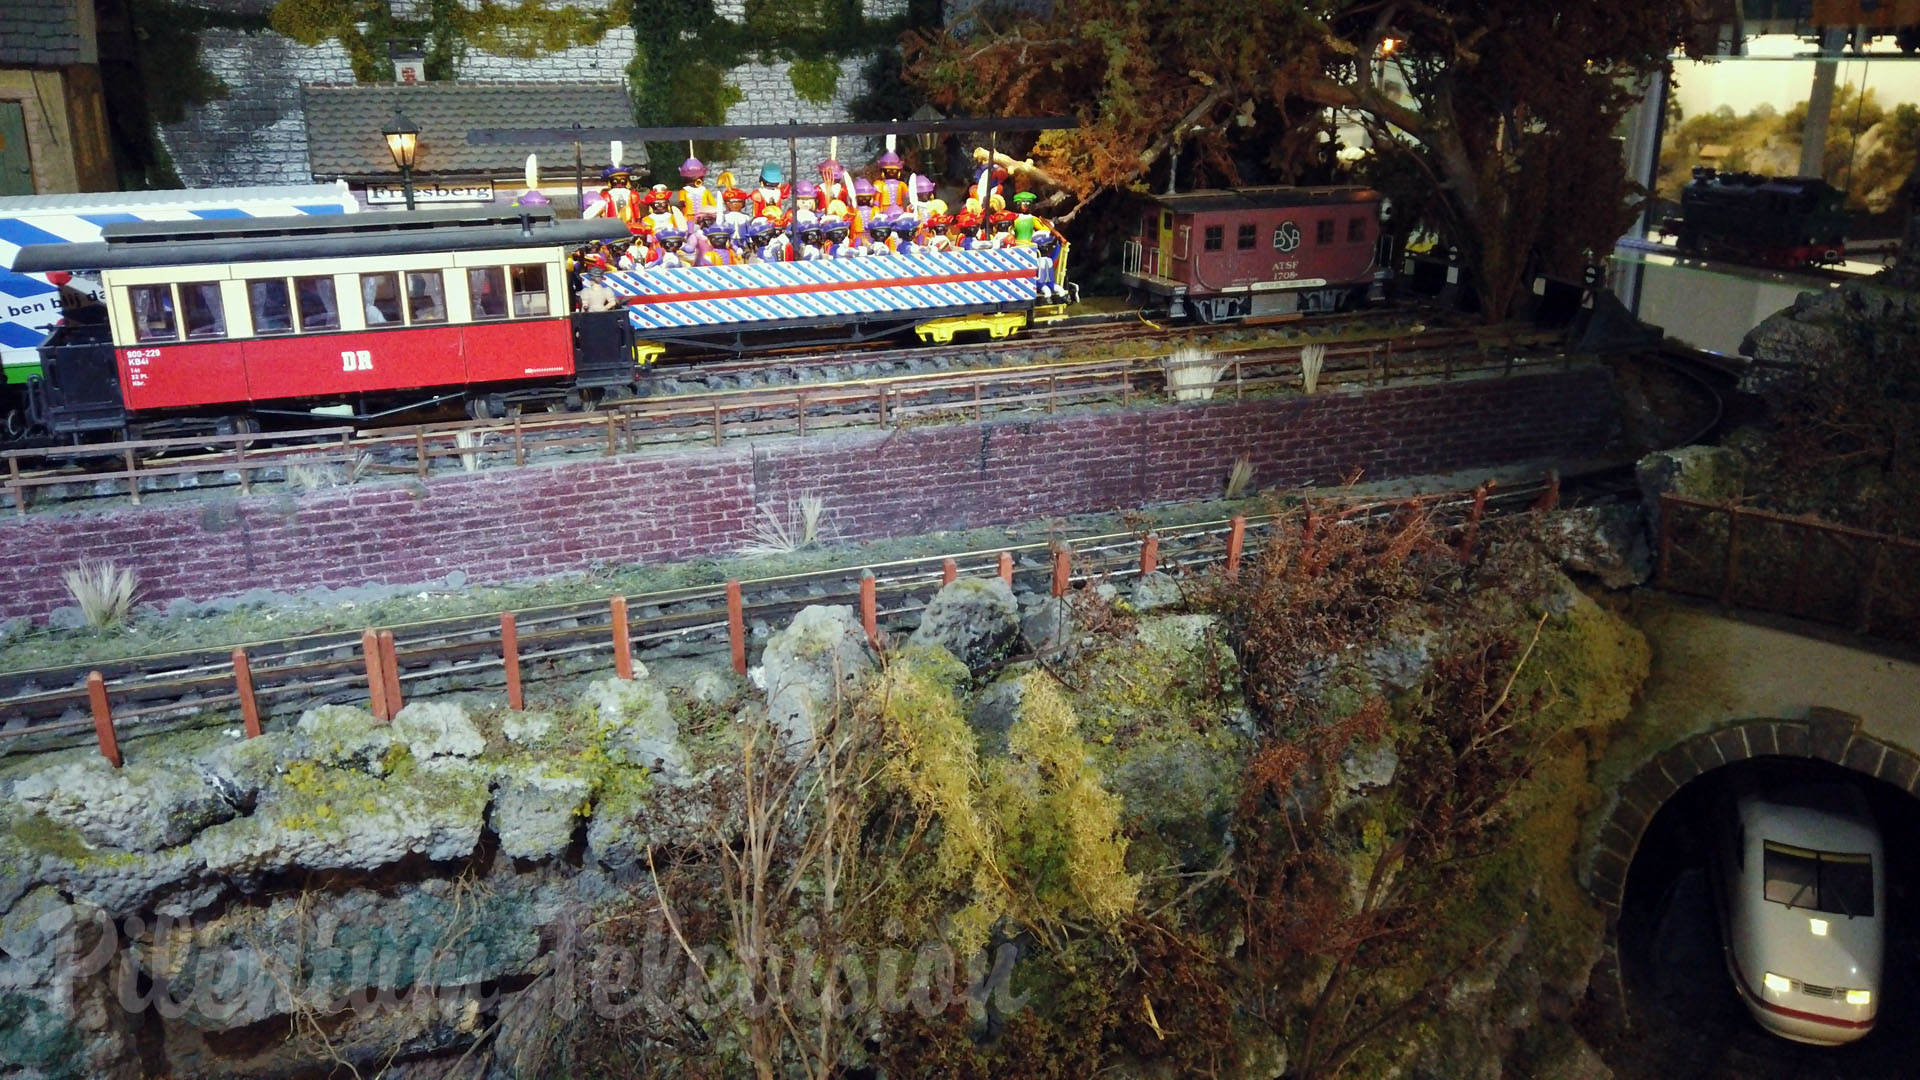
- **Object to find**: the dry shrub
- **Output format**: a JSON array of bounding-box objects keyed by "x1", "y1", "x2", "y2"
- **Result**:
[
  {"x1": 62, "y1": 559, "x2": 140, "y2": 629},
  {"x1": 741, "y1": 493, "x2": 827, "y2": 556},
  {"x1": 1165, "y1": 346, "x2": 1225, "y2": 402},
  {"x1": 1224, "y1": 455, "x2": 1254, "y2": 499}
]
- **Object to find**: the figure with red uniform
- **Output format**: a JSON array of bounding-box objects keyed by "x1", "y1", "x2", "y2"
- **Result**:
[
  {"x1": 922, "y1": 212, "x2": 954, "y2": 252},
  {"x1": 817, "y1": 157, "x2": 850, "y2": 216},
  {"x1": 584, "y1": 164, "x2": 639, "y2": 226},
  {"x1": 750, "y1": 163, "x2": 789, "y2": 218},
  {"x1": 720, "y1": 187, "x2": 753, "y2": 242},
  {"x1": 636, "y1": 184, "x2": 685, "y2": 241}
]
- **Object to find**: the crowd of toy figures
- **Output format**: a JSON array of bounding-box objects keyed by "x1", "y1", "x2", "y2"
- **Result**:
[{"x1": 570, "y1": 140, "x2": 1070, "y2": 302}]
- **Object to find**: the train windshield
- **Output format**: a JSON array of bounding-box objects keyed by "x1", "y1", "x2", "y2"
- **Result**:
[{"x1": 1762, "y1": 841, "x2": 1875, "y2": 917}]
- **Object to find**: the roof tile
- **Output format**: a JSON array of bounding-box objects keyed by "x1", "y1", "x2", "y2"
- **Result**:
[{"x1": 302, "y1": 82, "x2": 638, "y2": 179}]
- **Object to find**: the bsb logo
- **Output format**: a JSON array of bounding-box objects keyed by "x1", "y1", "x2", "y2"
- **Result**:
[{"x1": 340, "y1": 350, "x2": 373, "y2": 372}]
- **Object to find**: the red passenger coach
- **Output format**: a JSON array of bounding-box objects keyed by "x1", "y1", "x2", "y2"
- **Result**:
[
  {"x1": 12, "y1": 209, "x2": 631, "y2": 434},
  {"x1": 1121, "y1": 186, "x2": 1390, "y2": 323}
]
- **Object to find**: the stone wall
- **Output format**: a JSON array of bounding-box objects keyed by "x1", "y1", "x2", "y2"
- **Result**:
[
  {"x1": 0, "y1": 368, "x2": 1616, "y2": 623},
  {"x1": 159, "y1": 1, "x2": 897, "y2": 189}
]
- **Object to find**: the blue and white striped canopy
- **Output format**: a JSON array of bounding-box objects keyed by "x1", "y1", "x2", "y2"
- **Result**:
[{"x1": 604, "y1": 249, "x2": 1039, "y2": 332}]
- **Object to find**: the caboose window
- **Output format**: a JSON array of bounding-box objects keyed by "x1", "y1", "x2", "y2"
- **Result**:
[
  {"x1": 295, "y1": 276, "x2": 340, "y2": 332},
  {"x1": 247, "y1": 280, "x2": 294, "y2": 335},
  {"x1": 129, "y1": 285, "x2": 177, "y2": 343},
  {"x1": 511, "y1": 264, "x2": 550, "y2": 317},
  {"x1": 1237, "y1": 223, "x2": 1256, "y2": 249},
  {"x1": 1317, "y1": 219, "x2": 1335, "y2": 245},
  {"x1": 1203, "y1": 226, "x2": 1224, "y2": 252},
  {"x1": 360, "y1": 273, "x2": 402, "y2": 326},
  {"x1": 181, "y1": 283, "x2": 227, "y2": 339},
  {"x1": 406, "y1": 271, "x2": 448, "y2": 325},
  {"x1": 1348, "y1": 216, "x2": 1367, "y2": 243},
  {"x1": 469, "y1": 268, "x2": 508, "y2": 320}
]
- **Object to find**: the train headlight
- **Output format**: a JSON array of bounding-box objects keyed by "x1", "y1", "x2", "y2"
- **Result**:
[
  {"x1": 1846, "y1": 989, "x2": 1872, "y2": 1006},
  {"x1": 1763, "y1": 972, "x2": 1793, "y2": 995},
  {"x1": 1809, "y1": 917, "x2": 1829, "y2": 936}
]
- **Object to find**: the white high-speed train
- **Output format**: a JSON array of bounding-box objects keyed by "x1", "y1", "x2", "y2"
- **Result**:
[{"x1": 1713, "y1": 781, "x2": 1884, "y2": 1045}]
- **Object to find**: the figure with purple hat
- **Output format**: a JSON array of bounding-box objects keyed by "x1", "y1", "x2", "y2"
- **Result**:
[
  {"x1": 645, "y1": 228, "x2": 693, "y2": 270},
  {"x1": 817, "y1": 142, "x2": 851, "y2": 215},
  {"x1": 875, "y1": 148, "x2": 913, "y2": 214},
  {"x1": 791, "y1": 179, "x2": 821, "y2": 225},
  {"x1": 677, "y1": 156, "x2": 719, "y2": 221},
  {"x1": 585, "y1": 162, "x2": 637, "y2": 225},
  {"x1": 849, "y1": 177, "x2": 878, "y2": 242}
]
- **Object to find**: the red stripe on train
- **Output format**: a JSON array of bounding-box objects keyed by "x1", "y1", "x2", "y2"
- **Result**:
[{"x1": 623, "y1": 268, "x2": 1035, "y2": 306}]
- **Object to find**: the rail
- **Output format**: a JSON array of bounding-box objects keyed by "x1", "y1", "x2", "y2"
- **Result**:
[
  {"x1": 1655, "y1": 493, "x2": 1920, "y2": 644},
  {"x1": 1, "y1": 478, "x2": 1554, "y2": 763},
  {"x1": 1, "y1": 325, "x2": 1566, "y2": 515}
]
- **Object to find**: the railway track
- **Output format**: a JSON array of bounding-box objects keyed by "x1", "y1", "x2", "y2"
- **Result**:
[
  {"x1": 2, "y1": 319, "x2": 1561, "y2": 515},
  {"x1": 0, "y1": 481, "x2": 1558, "y2": 749}
]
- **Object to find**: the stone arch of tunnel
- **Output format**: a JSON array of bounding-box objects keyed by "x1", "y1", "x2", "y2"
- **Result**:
[{"x1": 1582, "y1": 707, "x2": 1920, "y2": 1024}]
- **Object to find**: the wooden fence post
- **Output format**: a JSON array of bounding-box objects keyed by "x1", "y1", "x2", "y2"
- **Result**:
[
  {"x1": 501, "y1": 612, "x2": 523, "y2": 711},
  {"x1": 1226, "y1": 516, "x2": 1245, "y2": 579},
  {"x1": 1051, "y1": 546, "x2": 1070, "y2": 597},
  {"x1": 1458, "y1": 481, "x2": 1491, "y2": 563},
  {"x1": 942, "y1": 557, "x2": 958, "y2": 586},
  {"x1": 611, "y1": 596, "x2": 633, "y2": 679},
  {"x1": 232, "y1": 649, "x2": 262, "y2": 738},
  {"x1": 363, "y1": 629, "x2": 390, "y2": 721},
  {"x1": 1140, "y1": 534, "x2": 1159, "y2": 576},
  {"x1": 998, "y1": 551, "x2": 1014, "y2": 587},
  {"x1": 380, "y1": 630, "x2": 403, "y2": 716},
  {"x1": 1720, "y1": 506, "x2": 1743, "y2": 607},
  {"x1": 87, "y1": 672, "x2": 121, "y2": 768},
  {"x1": 860, "y1": 573, "x2": 879, "y2": 648},
  {"x1": 727, "y1": 580, "x2": 747, "y2": 675}
]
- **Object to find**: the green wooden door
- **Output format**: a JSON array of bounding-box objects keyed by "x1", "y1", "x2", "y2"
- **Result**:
[{"x1": 0, "y1": 103, "x2": 33, "y2": 196}]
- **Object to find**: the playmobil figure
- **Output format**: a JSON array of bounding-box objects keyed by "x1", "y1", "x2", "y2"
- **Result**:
[
  {"x1": 1034, "y1": 229, "x2": 1068, "y2": 302},
  {"x1": 638, "y1": 185, "x2": 685, "y2": 240},
  {"x1": 677, "y1": 158, "x2": 719, "y2": 222},
  {"x1": 1011, "y1": 190, "x2": 1040, "y2": 244},
  {"x1": 751, "y1": 163, "x2": 790, "y2": 218},
  {"x1": 699, "y1": 224, "x2": 740, "y2": 266},
  {"x1": 822, "y1": 217, "x2": 854, "y2": 258},
  {"x1": 646, "y1": 229, "x2": 692, "y2": 270},
  {"x1": 875, "y1": 151, "x2": 914, "y2": 213},
  {"x1": 850, "y1": 177, "x2": 877, "y2": 240},
  {"x1": 761, "y1": 206, "x2": 794, "y2": 260},
  {"x1": 577, "y1": 256, "x2": 618, "y2": 311},
  {"x1": 817, "y1": 158, "x2": 850, "y2": 213},
  {"x1": 584, "y1": 164, "x2": 637, "y2": 225},
  {"x1": 792, "y1": 180, "x2": 821, "y2": 224},
  {"x1": 796, "y1": 223, "x2": 826, "y2": 261},
  {"x1": 721, "y1": 187, "x2": 754, "y2": 239}
]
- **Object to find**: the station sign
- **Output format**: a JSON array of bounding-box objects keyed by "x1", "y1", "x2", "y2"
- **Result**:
[{"x1": 365, "y1": 181, "x2": 495, "y2": 205}]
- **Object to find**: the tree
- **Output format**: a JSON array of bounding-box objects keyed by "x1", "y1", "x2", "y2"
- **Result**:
[{"x1": 905, "y1": 0, "x2": 1709, "y2": 320}]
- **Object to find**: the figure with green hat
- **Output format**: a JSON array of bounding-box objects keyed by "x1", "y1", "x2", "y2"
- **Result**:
[{"x1": 1011, "y1": 190, "x2": 1040, "y2": 245}]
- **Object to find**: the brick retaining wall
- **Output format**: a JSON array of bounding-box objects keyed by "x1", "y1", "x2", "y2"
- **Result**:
[{"x1": 0, "y1": 367, "x2": 1615, "y2": 624}]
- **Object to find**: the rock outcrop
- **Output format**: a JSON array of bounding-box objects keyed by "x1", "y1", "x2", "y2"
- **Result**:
[{"x1": 907, "y1": 577, "x2": 1021, "y2": 672}]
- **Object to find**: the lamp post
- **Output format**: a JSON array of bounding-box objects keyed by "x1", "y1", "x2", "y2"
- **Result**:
[
  {"x1": 383, "y1": 109, "x2": 419, "y2": 211},
  {"x1": 911, "y1": 102, "x2": 944, "y2": 180}
]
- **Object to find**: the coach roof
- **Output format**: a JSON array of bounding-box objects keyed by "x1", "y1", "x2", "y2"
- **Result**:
[{"x1": 9, "y1": 209, "x2": 630, "y2": 273}]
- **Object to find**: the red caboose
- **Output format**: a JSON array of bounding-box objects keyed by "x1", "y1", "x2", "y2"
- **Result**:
[{"x1": 1121, "y1": 186, "x2": 1389, "y2": 322}]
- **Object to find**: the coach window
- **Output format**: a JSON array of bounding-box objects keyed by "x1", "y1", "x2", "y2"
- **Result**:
[
  {"x1": 1348, "y1": 216, "x2": 1367, "y2": 243},
  {"x1": 469, "y1": 267, "x2": 508, "y2": 320},
  {"x1": 406, "y1": 271, "x2": 447, "y2": 325},
  {"x1": 1237, "y1": 223, "x2": 1256, "y2": 249},
  {"x1": 511, "y1": 264, "x2": 550, "y2": 317},
  {"x1": 294, "y1": 276, "x2": 340, "y2": 332},
  {"x1": 248, "y1": 279, "x2": 294, "y2": 335},
  {"x1": 129, "y1": 285, "x2": 178, "y2": 343},
  {"x1": 360, "y1": 272, "x2": 402, "y2": 326},
  {"x1": 1316, "y1": 219, "x2": 1335, "y2": 245},
  {"x1": 1203, "y1": 225, "x2": 1224, "y2": 252},
  {"x1": 181, "y1": 283, "x2": 227, "y2": 340}
]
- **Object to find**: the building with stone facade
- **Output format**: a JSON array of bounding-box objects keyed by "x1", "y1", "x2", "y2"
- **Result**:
[
  {"x1": 157, "y1": 0, "x2": 918, "y2": 206},
  {"x1": 0, "y1": 0, "x2": 117, "y2": 194}
]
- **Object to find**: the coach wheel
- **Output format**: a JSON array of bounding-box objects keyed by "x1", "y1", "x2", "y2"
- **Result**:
[
  {"x1": 1822, "y1": 248, "x2": 1842, "y2": 263},
  {"x1": 465, "y1": 394, "x2": 506, "y2": 421}
]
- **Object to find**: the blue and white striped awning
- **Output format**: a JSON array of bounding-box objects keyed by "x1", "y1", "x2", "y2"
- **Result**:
[{"x1": 604, "y1": 248, "x2": 1039, "y2": 333}]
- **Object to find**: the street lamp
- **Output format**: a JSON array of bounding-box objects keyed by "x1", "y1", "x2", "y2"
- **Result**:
[
  {"x1": 383, "y1": 109, "x2": 420, "y2": 210},
  {"x1": 910, "y1": 102, "x2": 944, "y2": 179}
]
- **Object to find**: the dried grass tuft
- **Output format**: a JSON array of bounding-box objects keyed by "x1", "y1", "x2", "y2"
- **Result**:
[
  {"x1": 1225, "y1": 455, "x2": 1255, "y2": 499},
  {"x1": 1301, "y1": 343, "x2": 1327, "y2": 394},
  {"x1": 1166, "y1": 346, "x2": 1226, "y2": 402},
  {"x1": 63, "y1": 560, "x2": 139, "y2": 629},
  {"x1": 741, "y1": 493, "x2": 827, "y2": 556}
]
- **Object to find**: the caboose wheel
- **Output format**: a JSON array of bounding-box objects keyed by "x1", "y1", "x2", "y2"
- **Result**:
[{"x1": 464, "y1": 394, "x2": 506, "y2": 421}]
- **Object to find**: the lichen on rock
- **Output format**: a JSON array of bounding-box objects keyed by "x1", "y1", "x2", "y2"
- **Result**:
[
  {"x1": 907, "y1": 576, "x2": 1021, "y2": 672},
  {"x1": 13, "y1": 756, "x2": 234, "y2": 853}
]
